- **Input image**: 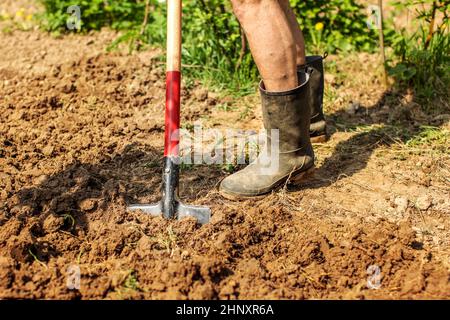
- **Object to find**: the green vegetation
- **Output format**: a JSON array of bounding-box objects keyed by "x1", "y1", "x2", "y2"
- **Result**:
[
  {"x1": 339, "y1": 122, "x2": 449, "y2": 157},
  {"x1": 38, "y1": 0, "x2": 376, "y2": 94},
  {"x1": 114, "y1": 270, "x2": 142, "y2": 299},
  {"x1": 123, "y1": 271, "x2": 140, "y2": 291},
  {"x1": 406, "y1": 125, "x2": 449, "y2": 153},
  {"x1": 291, "y1": 0, "x2": 377, "y2": 52},
  {"x1": 1, "y1": 7, "x2": 35, "y2": 32},
  {"x1": 386, "y1": 0, "x2": 449, "y2": 101},
  {"x1": 28, "y1": 246, "x2": 48, "y2": 268},
  {"x1": 156, "y1": 226, "x2": 178, "y2": 254},
  {"x1": 61, "y1": 213, "x2": 76, "y2": 230},
  {"x1": 37, "y1": 0, "x2": 449, "y2": 98}
]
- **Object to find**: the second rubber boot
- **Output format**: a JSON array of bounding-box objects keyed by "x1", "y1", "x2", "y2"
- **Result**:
[
  {"x1": 219, "y1": 70, "x2": 315, "y2": 200},
  {"x1": 299, "y1": 55, "x2": 328, "y2": 143}
]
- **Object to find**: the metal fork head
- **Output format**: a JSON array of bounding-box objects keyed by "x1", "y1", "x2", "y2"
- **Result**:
[
  {"x1": 127, "y1": 157, "x2": 211, "y2": 225},
  {"x1": 128, "y1": 201, "x2": 211, "y2": 225}
]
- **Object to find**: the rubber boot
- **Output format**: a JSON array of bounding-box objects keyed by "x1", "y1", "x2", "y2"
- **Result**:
[
  {"x1": 219, "y1": 70, "x2": 315, "y2": 200},
  {"x1": 299, "y1": 55, "x2": 328, "y2": 143}
]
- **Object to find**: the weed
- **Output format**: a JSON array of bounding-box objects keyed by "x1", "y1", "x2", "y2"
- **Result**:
[
  {"x1": 1, "y1": 26, "x2": 13, "y2": 35},
  {"x1": 28, "y1": 246, "x2": 47, "y2": 269},
  {"x1": 62, "y1": 213, "x2": 76, "y2": 230},
  {"x1": 221, "y1": 163, "x2": 238, "y2": 174},
  {"x1": 386, "y1": 1, "x2": 449, "y2": 101},
  {"x1": 123, "y1": 271, "x2": 140, "y2": 291},
  {"x1": 114, "y1": 270, "x2": 142, "y2": 299},
  {"x1": 405, "y1": 126, "x2": 450, "y2": 153},
  {"x1": 76, "y1": 248, "x2": 84, "y2": 265},
  {"x1": 156, "y1": 226, "x2": 178, "y2": 255}
]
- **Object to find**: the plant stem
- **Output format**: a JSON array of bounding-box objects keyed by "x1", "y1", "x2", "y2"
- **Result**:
[
  {"x1": 378, "y1": 0, "x2": 388, "y2": 87},
  {"x1": 140, "y1": 0, "x2": 151, "y2": 36},
  {"x1": 424, "y1": 1, "x2": 438, "y2": 50},
  {"x1": 235, "y1": 26, "x2": 247, "y2": 72}
]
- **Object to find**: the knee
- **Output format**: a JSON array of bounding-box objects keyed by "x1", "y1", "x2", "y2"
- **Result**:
[{"x1": 230, "y1": 0, "x2": 263, "y2": 21}]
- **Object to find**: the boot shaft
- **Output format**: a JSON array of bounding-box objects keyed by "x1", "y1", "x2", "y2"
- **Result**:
[
  {"x1": 219, "y1": 70, "x2": 316, "y2": 198},
  {"x1": 304, "y1": 55, "x2": 325, "y2": 122},
  {"x1": 259, "y1": 70, "x2": 312, "y2": 154}
]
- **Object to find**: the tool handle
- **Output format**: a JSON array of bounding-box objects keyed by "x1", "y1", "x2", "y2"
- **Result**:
[
  {"x1": 166, "y1": 0, "x2": 182, "y2": 72},
  {"x1": 164, "y1": 0, "x2": 182, "y2": 157}
]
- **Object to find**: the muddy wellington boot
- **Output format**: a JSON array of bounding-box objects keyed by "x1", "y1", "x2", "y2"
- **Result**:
[
  {"x1": 219, "y1": 70, "x2": 315, "y2": 200},
  {"x1": 300, "y1": 55, "x2": 328, "y2": 143}
]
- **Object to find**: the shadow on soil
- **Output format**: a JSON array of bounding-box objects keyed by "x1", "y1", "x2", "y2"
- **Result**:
[
  {"x1": 11, "y1": 143, "x2": 222, "y2": 262},
  {"x1": 292, "y1": 86, "x2": 447, "y2": 190}
]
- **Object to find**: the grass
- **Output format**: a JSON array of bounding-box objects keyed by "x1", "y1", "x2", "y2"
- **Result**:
[
  {"x1": 62, "y1": 213, "x2": 76, "y2": 230},
  {"x1": 155, "y1": 226, "x2": 178, "y2": 255},
  {"x1": 76, "y1": 248, "x2": 84, "y2": 265},
  {"x1": 220, "y1": 163, "x2": 237, "y2": 174},
  {"x1": 339, "y1": 123, "x2": 450, "y2": 163},
  {"x1": 123, "y1": 271, "x2": 140, "y2": 291},
  {"x1": 1, "y1": 25, "x2": 13, "y2": 35},
  {"x1": 216, "y1": 102, "x2": 235, "y2": 112},
  {"x1": 28, "y1": 246, "x2": 48, "y2": 269},
  {"x1": 114, "y1": 270, "x2": 142, "y2": 299},
  {"x1": 405, "y1": 126, "x2": 450, "y2": 154}
]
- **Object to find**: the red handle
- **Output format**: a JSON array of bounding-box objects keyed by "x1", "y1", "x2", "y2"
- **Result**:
[
  {"x1": 164, "y1": 71, "x2": 181, "y2": 157},
  {"x1": 164, "y1": 0, "x2": 182, "y2": 157}
]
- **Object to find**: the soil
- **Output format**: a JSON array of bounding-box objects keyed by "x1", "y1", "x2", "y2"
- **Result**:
[{"x1": 0, "y1": 1, "x2": 449, "y2": 299}]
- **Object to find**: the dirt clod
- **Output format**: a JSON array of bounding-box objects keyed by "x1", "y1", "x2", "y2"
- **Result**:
[
  {"x1": 416, "y1": 195, "x2": 432, "y2": 211},
  {"x1": 42, "y1": 215, "x2": 64, "y2": 234}
]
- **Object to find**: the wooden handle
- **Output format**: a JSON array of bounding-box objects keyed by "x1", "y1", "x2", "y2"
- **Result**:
[{"x1": 167, "y1": 0, "x2": 182, "y2": 72}]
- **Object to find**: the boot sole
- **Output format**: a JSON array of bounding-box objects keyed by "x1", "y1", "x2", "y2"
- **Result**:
[{"x1": 219, "y1": 166, "x2": 316, "y2": 201}]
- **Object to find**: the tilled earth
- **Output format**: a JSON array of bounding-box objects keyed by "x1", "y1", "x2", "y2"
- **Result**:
[{"x1": 1, "y1": 3, "x2": 450, "y2": 300}]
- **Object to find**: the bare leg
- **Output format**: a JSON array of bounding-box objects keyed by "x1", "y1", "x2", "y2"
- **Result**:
[
  {"x1": 231, "y1": 0, "x2": 298, "y2": 92},
  {"x1": 280, "y1": 0, "x2": 306, "y2": 66}
]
